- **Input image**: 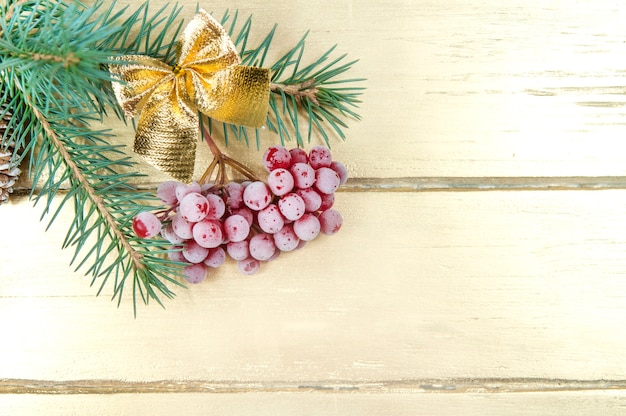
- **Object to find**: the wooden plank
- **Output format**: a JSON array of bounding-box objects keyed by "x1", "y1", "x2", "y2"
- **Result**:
[
  {"x1": 1, "y1": 378, "x2": 625, "y2": 394},
  {"x1": 76, "y1": 0, "x2": 626, "y2": 181},
  {"x1": 2, "y1": 391, "x2": 626, "y2": 416},
  {"x1": 3, "y1": 191, "x2": 626, "y2": 382}
]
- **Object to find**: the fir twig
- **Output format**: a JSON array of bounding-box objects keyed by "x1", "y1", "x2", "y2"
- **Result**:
[
  {"x1": 0, "y1": 0, "x2": 187, "y2": 313},
  {"x1": 24, "y1": 92, "x2": 144, "y2": 271},
  {"x1": 0, "y1": 0, "x2": 364, "y2": 312},
  {"x1": 214, "y1": 12, "x2": 366, "y2": 148}
]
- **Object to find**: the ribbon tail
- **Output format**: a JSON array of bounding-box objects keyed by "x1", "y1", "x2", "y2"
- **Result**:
[{"x1": 134, "y1": 79, "x2": 199, "y2": 182}]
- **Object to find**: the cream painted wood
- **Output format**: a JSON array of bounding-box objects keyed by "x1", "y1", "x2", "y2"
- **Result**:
[
  {"x1": 3, "y1": 191, "x2": 626, "y2": 383},
  {"x1": 4, "y1": 0, "x2": 626, "y2": 413},
  {"x1": 3, "y1": 391, "x2": 626, "y2": 416},
  {"x1": 87, "y1": 0, "x2": 626, "y2": 181}
]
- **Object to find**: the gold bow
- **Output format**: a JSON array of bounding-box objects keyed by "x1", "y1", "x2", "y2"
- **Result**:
[{"x1": 109, "y1": 9, "x2": 270, "y2": 182}]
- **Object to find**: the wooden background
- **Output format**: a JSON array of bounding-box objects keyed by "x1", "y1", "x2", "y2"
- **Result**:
[{"x1": 3, "y1": 0, "x2": 626, "y2": 414}]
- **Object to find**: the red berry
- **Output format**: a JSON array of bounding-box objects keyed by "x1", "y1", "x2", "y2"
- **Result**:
[
  {"x1": 289, "y1": 148, "x2": 308, "y2": 165},
  {"x1": 290, "y1": 162, "x2": 315, "y2": 189},
  {"x1": 319, "y1": 209, "x2": 343, "y2": 235},
  {"x1": 308, "y1": 146, "x2": 332, "y2": 169},
  {"x1": 267, "y1": 168, "x2": 295, "y2": 196},
  {"x1": 243, "y1": 181, "x2": 272, "y2": 211},
  {"x1": 132, "y1": 211, "x2": 161, "y2": 239},
  {"x1": 238, "y1": 257, "x2": 261, "y2": 275},
  {"x1": 183, "y1": 263, "x2": 208, "y2": 283},
  {"x1": 319, "y1": 192, "x2": 335, "y2": 211},
  {"x1": 315, "y1": 167, "x2": 341, "y2": 194},
  {"x1": 263, "y1": 145, "x2": 292, "y2": 171},
  {"x1": 330, "y1": 161, "x2": 348, "y2": 185}
]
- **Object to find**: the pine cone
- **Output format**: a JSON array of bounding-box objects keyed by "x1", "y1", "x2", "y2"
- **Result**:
[{"x1": 0, "y1": 104, "x2": 21, "y2": 204}]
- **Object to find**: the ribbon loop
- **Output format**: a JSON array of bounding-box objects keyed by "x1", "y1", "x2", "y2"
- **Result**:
[{"x1": 109, "y1": 9, "x2": 270, "y2": 182}]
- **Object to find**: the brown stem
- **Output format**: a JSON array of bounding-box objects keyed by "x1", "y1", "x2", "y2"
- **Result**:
[
  {"x1": 199, "y1": 126, "x2": 262, "y2": 185},
  {"x1": 270, "y1": 79, "x2": 320, "y2": 105},
  {"x1": 199, "y1": 155, "x2": 219, "y2": 185},
  {"x1": 222, "y1": 155, "x2": 259, "y2": 181},
  {"x1": 31, "y1": 51, "x2": 80, "y2": 68},
  {"x1": 17, "y1": 87, "x2": 145, "y2": 270},
  {"x1": 202, "y1": 125, "x2": 224, "y2": 159},
  {"x1": 5, "y1": 0, "x2": 30, "y2": 21}
]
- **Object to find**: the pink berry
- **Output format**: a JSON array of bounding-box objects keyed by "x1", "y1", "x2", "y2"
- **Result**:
[
  {"x1": 293, "y1": 213, "x2": 320, "y2": 241},
  {"x1": 223, "y1": 214, "x2": 251, "y2": 242},
  {"x1": 278, "y1": 193, "x2": 306, "y2": 221},
  {"x1": 132, "y1": 211, "x2": 161, "y2": 239},
  {"x1": 226, "y1": 240, "x2": 250, "y2": 260},
  {"x1": 289, "y1": 148, "x2": 308, "y2": 165},
  {"x1": 238, "y1": 257, "x2": 261, "y2": 275},
  {"x1": 315, "y1": 167, "x2": 341, "y2": 194},
  {"x1": 168, "y1": 246, "x2": 186, "y2": 263},
  {"x1": 319, "y1": 192, "x2": 335, "y2": 211},
  {"x1": 330, "y1": 161, "x2": 348, "y2": 185},
  {"x1": 171, "y1": 213, "x2": 194, "y2": 239},
  {"x1": 243, "y1": 181, "x2": 272, "y2": 211},
  {"x1": 267, "y1": 168, "x2": 295, "y2": 196},
  {"x1": 175, "y1": 182, "x2": 201, "y2": 202},
  {"x1": 182, "y1": 239, "x2": 210, "y2": 264},
  {"x1": 225, "y1": 182, "x2": 245, "y2": 210},
  {"x1": 290, "y1": 162, "x2": 316, "y2": 189},
  {"x1": 179, "y1": 192, "x2": 210, "y2": 222},
  {"x1": 227, "y1": 240, "x2": 250, "y2": 261},
  {"x1": 204, "y1": 247, "x2": 226, "y2": 268},
  {"x1": 183, "y1": 263, "x2": 208, "y2": 283},
  {"x1": 296, "y1": 188, "x2": 322, "y2": 212},
  {"x1": 192, "y1": 219, "x2": 223, "y2": 248},
  {"x1": 308, "y1": 146, "x2": 332, "y2": 169},
  {"x1": 257, "y1": 204, "x2": 285, "y2": 234},
  {"x1": 161, "y1": 223, "x2": 185, "y2": 244},
  {"x1": 263, "y1": 145, "x2": 292, "y2": 172},
  {"x1": 156, "y1": 181, "x2": 180, "y2": 205},
  {"x1": 273, "y1": 224, "x2": 300, "y2": 252},
  {"x1": 230, "y1": 207, "x2": 254, "y2": 226},
  {"x1": 205, "y1": 193, "x2": 226, "y2": 219},
  {"x1": 249, "y1": 233, "x2": 276, "y2": 261},
  {"x1": 319, "y1": 209, "x2": 343, "y2": 235}
]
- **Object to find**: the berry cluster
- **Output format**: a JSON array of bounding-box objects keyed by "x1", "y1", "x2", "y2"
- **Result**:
[{"x1": 132, "y1": 145, "x2": 347, "y2": 283}]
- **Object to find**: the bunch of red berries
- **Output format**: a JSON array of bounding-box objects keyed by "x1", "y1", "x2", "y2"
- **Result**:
[{"x1": 132, "y1": 145, "x2": 347, "y2": 283}]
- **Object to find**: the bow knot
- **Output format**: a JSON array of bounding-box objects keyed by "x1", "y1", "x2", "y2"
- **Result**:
[{"x1": 109, "y1": 10, "x2": 270, "y2": 182}]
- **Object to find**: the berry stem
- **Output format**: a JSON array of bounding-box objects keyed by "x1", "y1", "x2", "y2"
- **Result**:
[{"x1": 200, "y1": 125, "x2": 261, "y2": 185}]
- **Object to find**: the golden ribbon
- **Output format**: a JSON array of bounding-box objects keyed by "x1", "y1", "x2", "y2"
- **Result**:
[{"x1": 109, "y1": 10, "x2": 270, "y2": 182}]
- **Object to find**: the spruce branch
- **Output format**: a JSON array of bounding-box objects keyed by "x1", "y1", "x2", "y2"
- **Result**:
[
  {"x1": 270, "y1": 79, "x2": 319, "y2": 105},
  {"x1": 212, "y1": 11, "x2": 366, "y2": 148},
  {"x1": 1, "y1": 0, "x2": 188, "y2": 313},
  {"x1": 1, "y1": 0, "x2": 364, "y2": 311},
  {"x1": 3, "y1": 0, "x2": 30, "y2": 21},
  {"x1": 23, "y1": 90, "x2": 143, "y2": 271}
]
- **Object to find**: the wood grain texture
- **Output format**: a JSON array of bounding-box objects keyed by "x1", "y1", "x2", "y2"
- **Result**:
[
  {"x1": 80, "y1": 0, "x2": 626, "y2": 182},
  {"x1": 2, "y1": 391, "x2": 626, "y2": 416},
  {"x1": 3, "y1": 191, "x2": 626, "y2": 382},
  {"x1": 4, "y1": 0, "x2": 626, "y2": 413}
]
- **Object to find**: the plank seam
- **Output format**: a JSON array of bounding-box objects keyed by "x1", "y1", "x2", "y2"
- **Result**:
[
  {"x1": 341, "y1": 177, "x2": 626, "y2": 192},
  {"x1": 2, "y1": 379, "x2": 626, "y2": 395},
  {"x1": 12, "y1": 177, "x2": 626, "y2": 196}
]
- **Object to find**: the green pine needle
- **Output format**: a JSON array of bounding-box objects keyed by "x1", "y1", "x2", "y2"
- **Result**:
[
  {"x1": 215, "y1": 12, "x2": 365, "y2": 148},
  {"x1": 1, "y1": 0, "x2": 187, "y2": 314},
  {"x1": 0, "y1": 0, "x2": 365, "y2": 312}
]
